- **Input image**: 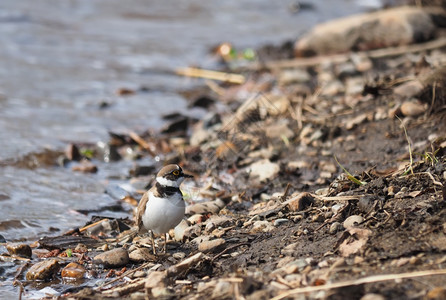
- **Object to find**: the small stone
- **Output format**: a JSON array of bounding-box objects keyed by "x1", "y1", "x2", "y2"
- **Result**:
[
  {"x1": 354, "y1": 256, "x2": 364, "y2": 264},
  {"x1": 206, "y1": 215, "x2": 233, "y2": 227},
  {"x1": 174, "y1": 219, "x2": 190, "y2": 242},
  {"x1": 151, "y1": 287, "x2": 173, "y2": 298},
  {"x1": 393, "y1": 80, "x2": 423, "y2": 98},
  {"x1": 6, "y1": 243, "x2": 32, "y2": 258},
  {"x1": 172, "y1": 252, "x2": 186, "y2": 260},
  {"x1": 190, "y1": 129, "x2": 211, "y2": 147},
  {"x1": 183, "y1": 224, "x2": 202, "y2": 240},
  {"x1": 343, "y1": 215, "x2": 364, "y2": 229},
  {"x1": 409, "y1": 256, "x2": 422, "y2": 265},
  {"x1": 281, "y1": 242, "x2": 299, "y2": 256},
  {"x1": 311, "y1": 214, "x2": 324, "y2": 223},
  {"x1": 145, "y1": 271, "x2": 166, "y2": 289},
  {"x1": 97, "y1": 244, "x2": 109, "y2": 252},
  {"x1": 61, "y1": 262, "x2": 86, "y2": 280},
  {"x1": 251, "y1": 221, "x2": 275, "y2": 233},
  {"x1": 248, "y1": 159, "x2": 280, "y2": 182},
  {"x1": 278, "y1": 69, "x2": 311, "y2": 85},
  {"x1": 360, "y1": 293, "x2": 386, "y2": 300},
  {"x1": 26, "y1": 259, "x2": 60, "y2": 280},
  {"x1": 274, "y1": 219, "x2": 289, "y2": 226},
  {"x1": 132, "y1": 270, "x2": 147, "y2": 278},
  {"x1": 243, "y1": 215, "x2": 260, "y2": 227},
  {"x1": 129, "y1": 247, "x2": 154, "y2": 262},
  {"x1": 93, "y1": 248, "x2": 129, "y2": 268},
  {"x1": 198, "y1": 238, "x2": 226, "y2": 253},
  {"x1": 74, "y1": 243, "x2": 88, "y2": 253},
  {"x1": 400, "y1": 100, "x2": 426, "y2": 117},
  {"x1": 205, "y1": 222, "x2": 216, "y2": 233},
  {"x1": 287, "y1": 192, "x2": 315, "y2": 212},
  {"x1": 187, "y1": 214, "x2": 204, "y2": 225},
  {"x1": 186, "y1": 199, "x2": 227, "y2": 215},
  {"x1": 329, "y1": 222, "x2": 343, "y2": 234},
  {"x1": 287, "y1": 160, "x2": 309, "y2": 170}
]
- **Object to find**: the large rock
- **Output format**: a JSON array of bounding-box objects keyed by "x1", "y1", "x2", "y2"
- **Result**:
[{"x1": 295, "y1": 6, "x2": 445, "y2": 56}]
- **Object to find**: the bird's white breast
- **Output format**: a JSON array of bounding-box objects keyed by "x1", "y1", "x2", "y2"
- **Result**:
[{"x1": 141, "y1": 191, "x2": 185, "y2": 235}]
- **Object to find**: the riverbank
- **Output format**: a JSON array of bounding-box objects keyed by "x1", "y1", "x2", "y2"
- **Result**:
[{"x1": 2, "y1": 4, "x2": 446, "y2": 299}]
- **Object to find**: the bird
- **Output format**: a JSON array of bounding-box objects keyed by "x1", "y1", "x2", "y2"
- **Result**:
[{"x1": 135, "y1": 164, "x2": 193, "y2": 254}]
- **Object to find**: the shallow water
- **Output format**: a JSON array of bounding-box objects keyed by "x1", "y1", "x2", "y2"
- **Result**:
[{"x1": 0, "y1": 0, "x2": 376, "y2": 296}]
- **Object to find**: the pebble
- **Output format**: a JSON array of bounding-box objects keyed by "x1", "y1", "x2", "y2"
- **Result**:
[
  {"x1": 329, "y1": 222, "x2": 343, "y2": 234},
  {"x1": 172, "y1": 252, "x2": 186, "y2": 260},
  {"x1": 174, "y1": 219, "x2": 190, "y2": 242},
  {"x1": 400, "y1": 100, "x2": 426, "y2": 117},
  {"x1": 182, "y1": 224, "x2": 202, "y2": 240},
  {"x1": 198, "y1": 238, "x2": 226, "y2": 253},
  {"x1": 187, "y1": 214, "x2": 204, "y2": 224},
  {"x1": 151, "y1": 287, "x2": 173, "y2": 298},
  {"x1": 61, "y1": 262, "x2": 86, "y2": 280},
  {"x1": 360, "y1": 294, "x2": 386, "y2": 300},
  {"x1": 74, "y1": 243, "x2": 88, "y2": 253},
  {"x1": 251, "y1": 220, "x2": 275, "y2": 233},
  {"x1": 243, "y1": 215, "x2": 260, "y2": 227},
  {"x1": 132, "y1": 270, "x2": 147, "y2": 278},
  {"x1": 278, "y1": 69, "x2": 311, "y2": 85},
  {"x1": 145, "y1": 271, "x2": 167, "y2": 289},
  {"x1": 248, "y1": 159, "x2": 280, "y2": 182},
  {"x1": 204, "y1": 215, "x2": 233, "y2": 229},
  {"x1": 393, "y1": 80, "x2": 423, "y2": 98},
  {"x1": 274, "y1": 218, "x2": 289, "y2": 226},
  {"x1": 287, "y1": 192, "x2": 315, "y2": 212},
  {"x1": 343, "y1": 215, "x2": 364, "y2": 228},
  {"x1": 409, "y1": 256, "x2": 422, "y2": 265},
  {"x1": 93, "y1": 248, "x2": 129, "y2": 268},
  {"x1": 281, "y1": 242, "x2": 299, "y2": 256},
  {"x1": 26, "y1": 259, "x2": 60, "y2": 280},
  {"x1": 129, "y1": 247, "x2": 154, "y2": 262},
  {"x1": 6, "y1": 242, "x2": 32, "y2": 258},
  {"x1": 186, "y1": 199, "x2": 227, "y2": 215},
  {"x1": 287, "y1": 160, "x2": 310, "y2": 170},
  {"x1": 311, "y1": 214, "x2": 324, "y2": 223}
]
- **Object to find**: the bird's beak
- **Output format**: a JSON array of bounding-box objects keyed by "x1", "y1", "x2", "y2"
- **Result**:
[{"x1": 183, "y1": 173, "x2": 194, "y2": 178}]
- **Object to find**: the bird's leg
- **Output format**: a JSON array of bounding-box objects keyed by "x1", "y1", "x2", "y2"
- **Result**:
[
  {"x1": 150, "y1": 230, "x2": 157, "y2": 255},
  {"x1": 163, "y1": 233, "x2": 168, "y2": 254}
]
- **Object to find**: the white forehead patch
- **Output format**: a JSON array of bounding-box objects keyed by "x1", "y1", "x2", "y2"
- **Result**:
[{"x1": 156, "y1": 176, "x2": 183, "y2": 187}]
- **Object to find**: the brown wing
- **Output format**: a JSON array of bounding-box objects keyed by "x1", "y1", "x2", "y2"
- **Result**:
[{"x1": 135, "y1": 191, "x2": 149, "y2": 232}]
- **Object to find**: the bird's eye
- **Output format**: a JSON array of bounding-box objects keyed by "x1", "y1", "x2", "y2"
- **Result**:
[{"x1": 172, "y1": 170, "x2": 180, "y2": 176}]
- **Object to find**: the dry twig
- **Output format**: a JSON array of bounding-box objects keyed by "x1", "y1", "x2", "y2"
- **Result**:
[{"x1": 176, "y1": 67, "x2": 245, "y2": 84}]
